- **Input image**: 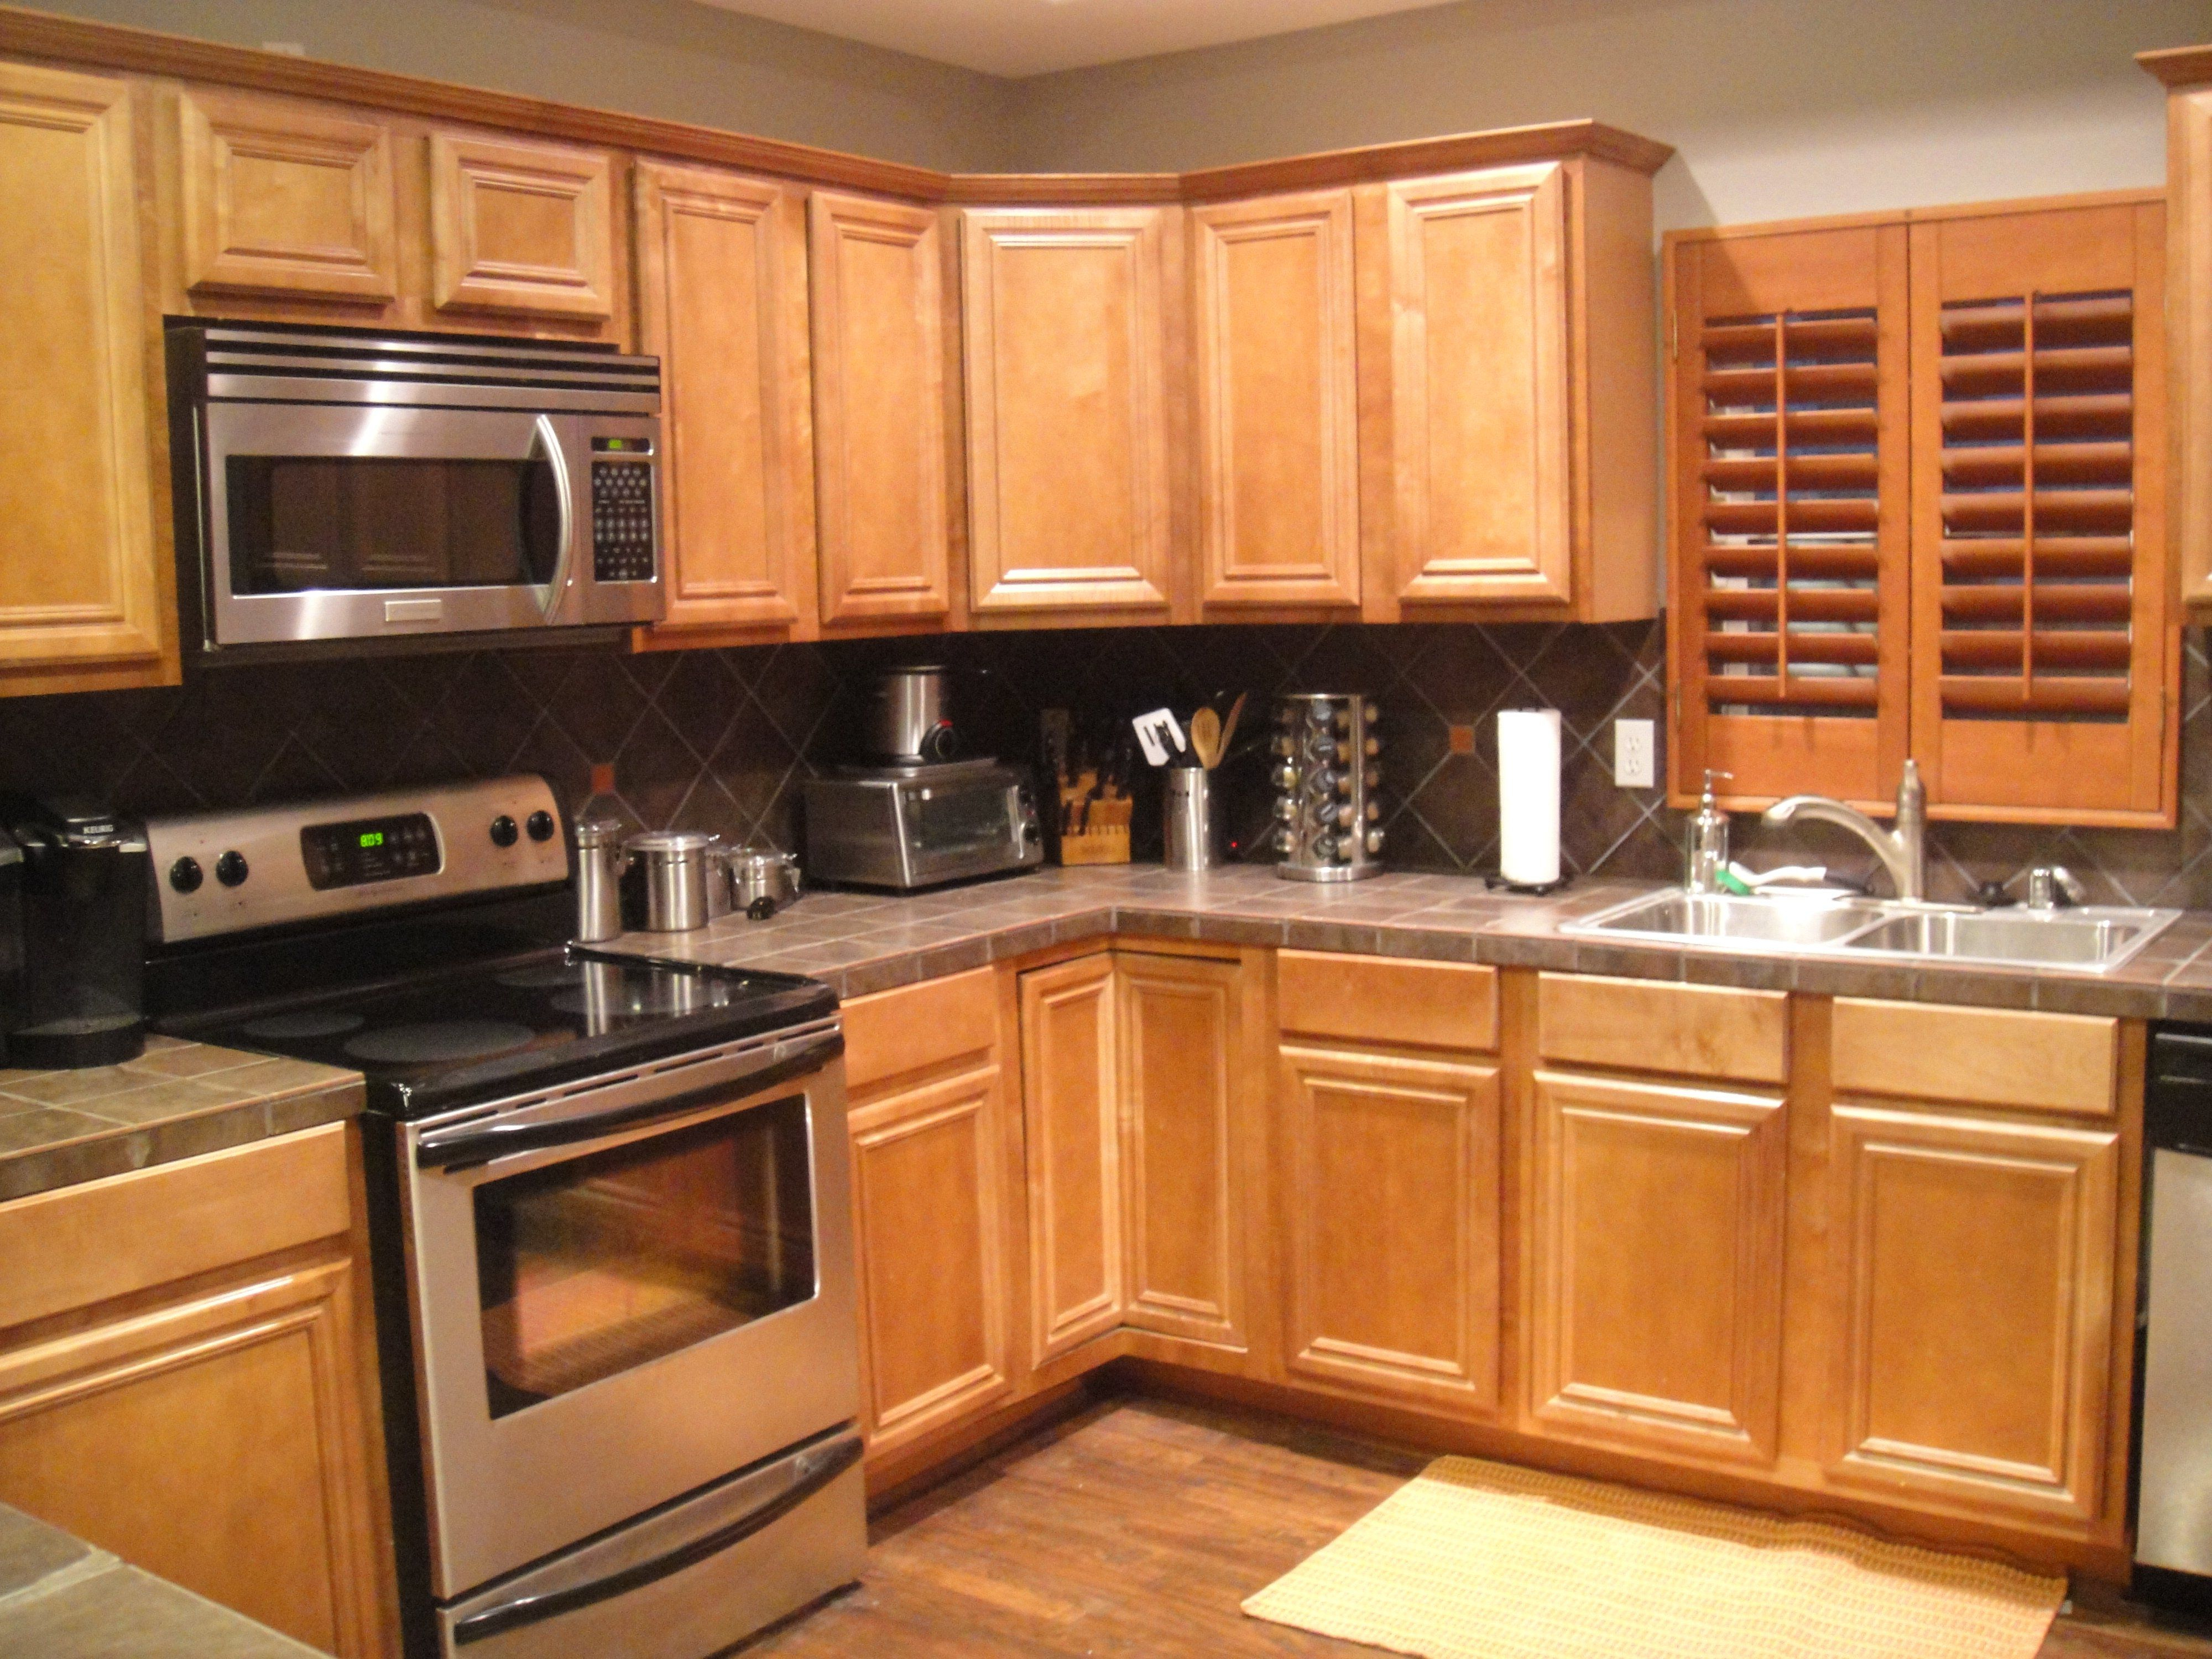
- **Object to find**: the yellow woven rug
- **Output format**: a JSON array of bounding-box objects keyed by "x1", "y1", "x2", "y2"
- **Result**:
[{"x1": 1243, "y1": 1456, "x2": 2065, "y2": 1659}]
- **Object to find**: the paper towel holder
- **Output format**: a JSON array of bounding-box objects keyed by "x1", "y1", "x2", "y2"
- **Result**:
[{"x1": 1481, "y1": 870, "x2": 1573, "y2": 897}]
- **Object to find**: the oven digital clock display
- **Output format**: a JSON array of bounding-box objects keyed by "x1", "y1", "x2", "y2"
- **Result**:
[{"x1": 302, "y1": 813, "x2": 440, "y2": 889}]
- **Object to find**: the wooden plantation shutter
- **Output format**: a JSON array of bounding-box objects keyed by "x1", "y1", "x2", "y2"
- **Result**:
[
  {"x1": 1908, "y1": 199, "x2": 2177, "y2": 824},
  {"x1": 1667, "y1": 224, "x2": 1910, "y2": 811}
]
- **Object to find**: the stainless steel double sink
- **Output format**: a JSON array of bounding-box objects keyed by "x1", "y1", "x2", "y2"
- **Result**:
[{"x1": 1560, "y1": 889, "x2": 2179, "y2": 973}]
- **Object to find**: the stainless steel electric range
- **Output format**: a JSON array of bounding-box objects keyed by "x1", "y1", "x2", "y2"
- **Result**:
[{"x1": 143, "y1": 775, "x2": 864, "y2": 1659}]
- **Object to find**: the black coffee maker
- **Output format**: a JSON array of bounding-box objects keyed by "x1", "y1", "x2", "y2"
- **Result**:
[{"x1": 1, "y1": 796, "x2": 149, "y2": 1068}]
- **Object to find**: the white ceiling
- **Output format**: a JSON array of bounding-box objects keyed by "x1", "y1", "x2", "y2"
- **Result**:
[{"x1": 694, "y1": 0, "x2": 1470, "y2": 79}]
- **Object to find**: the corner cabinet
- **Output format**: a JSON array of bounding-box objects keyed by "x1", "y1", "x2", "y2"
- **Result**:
[
  {"x1": 632, "y1": 159, "x2": 816, "y2": 641},
  {"x1": 2146, "y1": 45, "x2": 2212, "y2": 607},
  {"x1": 0, "y1": 60, "x2": 171, "y2": 696},
  {"x1": 959, "y1": 206, "x2": 1177, "y2": 621},
  {"x1": 1666, "y1": 190, "x2": 2177, "y2": 825}
]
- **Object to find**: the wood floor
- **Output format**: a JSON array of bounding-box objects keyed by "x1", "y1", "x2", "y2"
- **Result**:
[{"x1": 746, "y1": 1394, "x2": 2212, "y2": 1659}]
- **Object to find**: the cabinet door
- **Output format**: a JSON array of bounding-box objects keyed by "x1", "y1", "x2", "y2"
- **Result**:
[
  {"x1": 1281, "y1": 1043, "x2": 1501, "y2": 1411},
  {"x1": 0, "y1": 1259, "x2": 384, "y2": 1658},
  {"x1": 1117, "y1": 953, "x2": 1244, "y2": 1345},
  {"x1": 1907, "y1": 199, "x2": 2174, "y2": 824},
  {"x1": 634, "y1": 161, "x2": 813, "y2": 635},
  {"x1": 1665, "y1": 221, "x2": 1910, "y2": 813},
  {"x1": 1385, "y1": 163, "x2": 1571, "y2": 606},
  {"x1": 1528, "y1": 1069, "x2": 1787, "y2": 1465},
  {"x1": 1019, "y1": 955, "x2": 1123, "y2": 1364},
  {"x1": 2172, "y1": 84, "x2": 2212, "y2": 606},
  {"x1": 808, "y1": 191, "x2": 952, "y2": 625},
  {"x1": 961, "y1": 207, "x2": 1172, "y2": 616},
  {"x1": 178, "y1": 87, "x2": 397, "y2": 303},
  {"x1": 1193, "y1": 189, "x2": 1359, "y2": 611},
  {"x1": 1825, "y1": 1102, "x2": 2117, "y2": 1521},
  {"x1": 0, "y1": 61, "x2": 166, "y2": 685},
  {"x1": 430, "y1": 129, "x2": 614, "y2": 320},
  {"x1": 848, "y1": 1065, "x2": 1013, "y2": 1452}
]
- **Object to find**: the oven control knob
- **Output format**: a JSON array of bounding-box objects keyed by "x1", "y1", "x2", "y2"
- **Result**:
[
  {"x1": 489, "y1": 815, "x2": 519, "y2": 848},
  {"x1": 168, "y1": 856, "x2": 204, "y2": 894},
  {"x1": 215, "y1": 851, "x2": 249, "y2": 888},
  {"x1": 525, "y1": 810, "x2": 555, "y2": 843}
]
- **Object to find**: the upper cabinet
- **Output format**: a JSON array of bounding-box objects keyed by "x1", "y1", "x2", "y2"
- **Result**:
[
  {"x1": 429, "y1": 131, "x2": 615, "y2": 321},
  {"x1": 959, "y1": 207, "x2": 1177, "y2": 620},
  {"x1": 2145, "y1": 47, "x2": 2212, "y2": 609},
  {"x1": 1191, "y1": 189, "x2": 1361, "y2": 613},
  {"x1": 633, "y1": 159, "x2": 816, "y2": 640},
  {"x1": 1354, "y1": 150, "x2": 1661, "y2": 623},
  {"x1": 0, "y1": 60, "x2": 170, "y2": 696},
  {"x1": 1667, "y1": 192, "x2": 2177, "y2": 826},
  {"x1": 810, "y1": 191, "x2": 957, "y2": 629}
]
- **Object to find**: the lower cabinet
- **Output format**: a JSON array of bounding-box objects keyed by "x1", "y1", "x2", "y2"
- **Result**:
[
  {"x1": 1019, "y1": 954, "x2": 1123, "y2": 1363},
  {"x1": 0, "y1": 1125, "x2": 390, "y2": 1658}
]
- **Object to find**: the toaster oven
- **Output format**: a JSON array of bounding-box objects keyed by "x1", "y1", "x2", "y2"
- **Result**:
[{"x1": 802, "y1": 761, "x2": 1042, "y2": 890}]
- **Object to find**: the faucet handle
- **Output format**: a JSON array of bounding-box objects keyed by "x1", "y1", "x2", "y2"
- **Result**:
[{"x1": 2023, "y1": 865, "x2": 2085, "y2": 909}]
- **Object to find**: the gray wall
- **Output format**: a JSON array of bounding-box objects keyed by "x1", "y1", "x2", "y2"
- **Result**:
[
  {"x1": 1003, "y1": 0, "x2": 2212, "y2": 232},
  {"x1": 30, "y1": 0, "x2": 1014, "y2": 171}
]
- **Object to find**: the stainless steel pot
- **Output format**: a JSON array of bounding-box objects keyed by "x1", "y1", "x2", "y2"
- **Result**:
[
  {"x1": 725, "y1": 848, "x2": 802, "y2": 919},
  {"x1": 866, "y1": 667, "x2": 958, "y2": 764}
]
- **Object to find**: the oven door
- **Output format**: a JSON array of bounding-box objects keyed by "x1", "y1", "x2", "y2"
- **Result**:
[
  {"x1": 401, "y1": 1022, "x2": 854, "y2": 1597},
  {"x1": 200, "y1": 401, "x2": 661, "y2": 645}
]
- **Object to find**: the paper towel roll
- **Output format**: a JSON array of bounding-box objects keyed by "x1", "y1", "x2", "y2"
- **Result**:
[{"x1": 1497, "y1": 708, "x2": 1562, "y2": 886}]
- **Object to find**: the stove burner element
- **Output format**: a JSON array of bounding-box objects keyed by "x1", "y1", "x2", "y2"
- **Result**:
[
  {"x1": 346, "y1": 1020, "x2": 538, "y2": 1065},
  {"x1": 242, "y1": 1009, "x2": 367, "y2": 1040}
]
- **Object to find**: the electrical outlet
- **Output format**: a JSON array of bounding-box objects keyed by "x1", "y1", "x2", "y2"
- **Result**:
[{"x1": 1614, "y1": 719, "x2": 1655, "y2": 789}]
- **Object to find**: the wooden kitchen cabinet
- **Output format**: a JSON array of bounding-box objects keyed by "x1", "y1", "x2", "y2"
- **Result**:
[
  {"x1": 177, "y1": 86, "x2": 398, "y2": 304},
  {"x1": 0, "y1": 59, "x2": 171, "y2": 697},
  {"x1": 2145, "y1": 48, "x2": 2212, "y2": 607},
  {"x1": 1019, "y1": 954, "x2": 1124, "y2": 1364},
  {"x1": 0, "y1": 1125, "x2": 392, "y2": 1658},
  {"x1": 632, "y1": 159, "x2": 816, "y2": 640},
  {"x1": 842, "y1": 969, "x2": 1019, "y2": 1455},
  {"x1": 1191, "y1": 189, "x2": 1361, "y2": 613},
  {"x1": 429, "y1": 128, "x2": 616, "y2": 321},
  {"x1": 808, "y1": 190, "x2": 956, "y2": 628},
  {"x1": 959, "y1": 206, "x2": 1176, "y2": 619}
]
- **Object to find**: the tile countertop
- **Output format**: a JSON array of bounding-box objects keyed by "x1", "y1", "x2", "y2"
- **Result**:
[
  {"x1": 602, "y1": 863, "x2": 2212, "y2": 1024},
  {"x1": 0, "y1": 1036, "x2": 363, "y2": 1204},
  {"x1": 0, "y1": 1501, "x2": 321, "y2": 1658}
]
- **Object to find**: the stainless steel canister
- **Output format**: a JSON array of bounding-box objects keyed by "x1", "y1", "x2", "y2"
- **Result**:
[
  {"x1": 1164, "y1": 768, "x2": 1221, "y2": 872},
  {"x1": 571, "y1": 818, "x2": 628, "y2": 943},
  {"x1": 725, "y1": 848, "x2": 802, "y2": 918},
  {"x1": 625, "y1": 830, "x2": 723, "y2": 932}
]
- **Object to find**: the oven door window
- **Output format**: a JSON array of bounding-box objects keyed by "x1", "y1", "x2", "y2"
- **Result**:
[
  {"x1": 225, "y1": 455, "x2": 564, "y2": 593},
  {"x1": 472, "y1": 1097, "x2": 816, "y2": 1418},
  {"x1": 904, "y1": 785, "x2": 1011, "y2": 858}
]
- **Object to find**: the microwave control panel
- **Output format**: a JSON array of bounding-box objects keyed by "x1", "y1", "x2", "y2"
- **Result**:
[{"x1": 590, "y1": 458, "x2": 658, "y2": 583}]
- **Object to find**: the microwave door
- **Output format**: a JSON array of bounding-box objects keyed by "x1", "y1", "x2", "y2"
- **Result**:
[{"x1": 202, "y1": 404, "x2": 575, "y2": 647}]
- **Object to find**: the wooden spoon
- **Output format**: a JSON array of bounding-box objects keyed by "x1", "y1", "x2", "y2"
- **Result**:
[
  {"x1": 1190, "y1": 706, "x2": 1222, "y2": 770},
  {"x1": 1217, "y1": 691, "x2": 1248, "y2": 763}
]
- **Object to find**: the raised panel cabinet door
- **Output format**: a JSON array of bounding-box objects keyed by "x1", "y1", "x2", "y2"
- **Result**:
[
  {"x1": 178, "y1": 87, "x2": 397, "y2": 302},
  {"x1": 0, "y1": 61, "x2": 165, "y2": 680},
  {"x1": 0, "y1": 1259, "x2": 386, "y2": 1658},
  {"x1": 1019, "y1": 954, "x2": 1123, "y2": 1364},
  {"x1": 807, "y1": 191, "x2": 952, "y2": 625},
  {"x1": 848, "y1": 1065, "x2": 1013, "y2": 1452},
  {"x1": 961, "y1": 207, "x2": 1173, "y2": 615},
  {"x1": 1825, "y1": 1102, "x2": 2118, "y2": 1521},
  {"x1": 634, "y1": 161, "x2": 813, "y2": 633},
  {"x1": 430, "y1": 129, "x2": 614, "y2": 320},
  {"x1": 1386, "y1": 163, "x2": 1572, "y2": 606},
  {"x1": 1528, "y1": 1069, "x2": 1787, "y2": 1465},
  {"x1": 1193, "y1": 189, "x2": 1360, "y2": 611},
  {"x1": 1280, "y1": 1043, "x2": 1501, "y2": 1411},
  {"x1": 1117, "y1": 952, "x2": 1244, "y2": 1345},
  {"x1": 2172, "y1": 84, "x2": 2212, "y2": 605}
]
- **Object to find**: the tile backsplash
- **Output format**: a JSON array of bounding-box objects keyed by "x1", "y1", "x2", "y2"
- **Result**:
[{"x1": 3, "y1": 620, "x2": 2207, "y2": 907}]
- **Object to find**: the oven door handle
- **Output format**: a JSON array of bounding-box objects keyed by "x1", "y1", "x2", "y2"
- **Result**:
[
  {"x1": 449, "y1": 1432, "x2": 864, "y2": 1646},
  {"x1": 415, "y1": 1029, "x2": 842, "y2": 1169}
]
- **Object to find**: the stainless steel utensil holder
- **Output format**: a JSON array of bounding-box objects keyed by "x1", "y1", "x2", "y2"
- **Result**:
[
  {"x1": 1164, "y1": 768, "x2": 1221, "y2": 872},
  {"x1": 1270, "y1": 692, "x2": 1384, "y2": 882}
]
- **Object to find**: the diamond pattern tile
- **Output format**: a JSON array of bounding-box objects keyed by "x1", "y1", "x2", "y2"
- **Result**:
[{"x1": 2, "y1": 623, "x2": 2208, "y2": 900}]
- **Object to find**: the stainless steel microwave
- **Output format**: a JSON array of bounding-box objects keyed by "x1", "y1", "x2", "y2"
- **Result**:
[{"x1": 165, "y1": 320, "x2": 665, "y2": 656}]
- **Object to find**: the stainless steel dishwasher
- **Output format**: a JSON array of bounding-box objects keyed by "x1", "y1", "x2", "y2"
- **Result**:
[{"x1": 2136, "y1": 1025, "x2": 2212, "y2": 1612}]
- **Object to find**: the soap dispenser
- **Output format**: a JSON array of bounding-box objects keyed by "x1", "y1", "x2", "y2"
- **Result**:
[{"x1": 1687, "y1": 770, "x2": 1732, "y2": 895}]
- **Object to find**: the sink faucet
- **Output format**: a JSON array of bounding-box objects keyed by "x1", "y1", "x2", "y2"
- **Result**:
[{"x1": 1761, "y1": 759, "x2": 1927, "y2": 902}]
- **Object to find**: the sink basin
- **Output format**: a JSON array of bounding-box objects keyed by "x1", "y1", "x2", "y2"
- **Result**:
[
  {"x1": 1562, "y1": 889, "x2": 2180, "y2": 973},
  {"x1": 1841, "y1": 906, "x2": 2169, "y2": 970},
  {"x1": 1572, "y1": 891, "x2": 1886, "y2": 947}
]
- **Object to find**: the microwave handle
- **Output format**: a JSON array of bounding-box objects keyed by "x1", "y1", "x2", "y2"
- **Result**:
[{"x1": 533, "y1": 413, "x2": 578, "y2": 621}]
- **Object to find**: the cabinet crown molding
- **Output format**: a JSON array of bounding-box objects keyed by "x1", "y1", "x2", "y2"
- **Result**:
[{"x1": 2140, "y1": 43, "x2": 2212, "y2": 87}]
